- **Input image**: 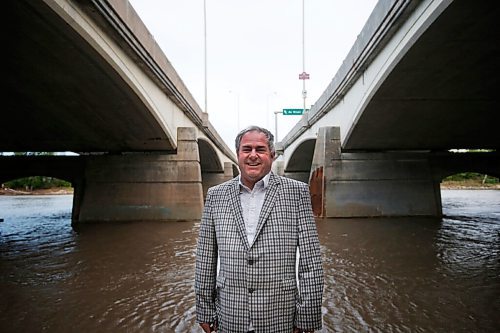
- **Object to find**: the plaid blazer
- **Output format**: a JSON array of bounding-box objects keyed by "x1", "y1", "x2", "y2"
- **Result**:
[{"x1": 195, "y1": 172, "x2": 323, "y2": 333}]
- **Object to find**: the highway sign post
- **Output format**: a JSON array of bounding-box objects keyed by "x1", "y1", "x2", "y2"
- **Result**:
[{"x1": 275, "y1": 108, "x2": 310, "y2": 141}]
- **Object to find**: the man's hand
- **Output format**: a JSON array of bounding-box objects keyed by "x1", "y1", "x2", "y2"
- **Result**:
[{"x1": 200, "y1": 322, "x2": 217, "y2": 332}]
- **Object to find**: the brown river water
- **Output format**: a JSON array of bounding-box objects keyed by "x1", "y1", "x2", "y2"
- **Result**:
[{"x1": 0, "y1": 190, "x2": 499, "y2": 332}]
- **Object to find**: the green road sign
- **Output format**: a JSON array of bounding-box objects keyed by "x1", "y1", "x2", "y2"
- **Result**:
[{"x1": 282, "y1": 108, "x2": 308, "y2": 115}]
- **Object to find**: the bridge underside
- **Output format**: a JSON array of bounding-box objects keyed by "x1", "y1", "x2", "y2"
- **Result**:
[
  {"x1": 280, "y1": 2, "x2": 500, "y2": 217},
  {"x1": 5, "y1": 0, "x2": 174, "y2": 153},
  {"x1": 4, "y1": 1, "x2": 238, "y2": 222},
  {"x1": 345, "y1": 0, "x2": 500, "y2": 151}
]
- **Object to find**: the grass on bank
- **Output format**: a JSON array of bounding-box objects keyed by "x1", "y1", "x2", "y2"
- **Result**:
[
  {"x1": 1, "y1": 176, "x2": 73, "y2": 195},
  {"x1": 441, "y1": 173, "x2": 499, "y2": 189}
]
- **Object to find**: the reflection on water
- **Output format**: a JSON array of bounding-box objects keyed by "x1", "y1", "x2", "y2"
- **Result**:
[
  {"x1": 0, "y1": 190, "x2": 499, "y2": 332},
  {"x1": 1, "y1": 195, "x2": 199, "y2": 332}
]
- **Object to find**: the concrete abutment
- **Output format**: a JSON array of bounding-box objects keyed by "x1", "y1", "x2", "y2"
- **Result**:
[
  {"x1": 308, "y1": 127, "x2": 442, "y2": 217},
  {"x1": 76, "y1": 127, "x2": 204, "y2": 222},
  {"x1": 201, "y1": 162, "x2": 236, "y2": 197}
]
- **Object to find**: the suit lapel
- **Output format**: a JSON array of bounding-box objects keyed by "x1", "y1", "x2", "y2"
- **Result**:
[
  {"x1": 228, "y1": 178, "x2": 250, "y2": 250},
  {"x1": 252, "y1": 173, "x2": 280, "y2": 247}
]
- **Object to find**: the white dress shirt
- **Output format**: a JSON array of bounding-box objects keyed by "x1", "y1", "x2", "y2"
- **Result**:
[
  {"x1": 238, "y1": 172, "x2": 270, "y2": 330},
  {"x1": 239, "y1": 172, "x2": 270, "y2": 245}
]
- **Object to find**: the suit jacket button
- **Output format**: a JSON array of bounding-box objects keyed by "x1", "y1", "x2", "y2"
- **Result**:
[
  {"x1": 248, "y1": 259, "x2": 254, "y2": 265},
  {"x1": 248, "y1": 288, "x2": 255, "y2": 293}
]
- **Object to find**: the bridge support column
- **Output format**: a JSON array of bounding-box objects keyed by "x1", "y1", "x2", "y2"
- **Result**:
[
  {"x1": 75, "y1": 127, "x2": 203, "y2": 222},
  {"x1": 310, "y1": 127, "x2": 442, "y2": 217},
  {"x1": 273, "y1": 160, "x2": 285, "y2": 176},
  {"x1": 201, "y1": 161, "x2": 236, "y2": 198}
]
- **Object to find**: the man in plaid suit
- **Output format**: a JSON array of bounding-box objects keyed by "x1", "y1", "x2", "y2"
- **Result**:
[{"x1": 195, "y1": 126, "x2": 323, "y2": 333}]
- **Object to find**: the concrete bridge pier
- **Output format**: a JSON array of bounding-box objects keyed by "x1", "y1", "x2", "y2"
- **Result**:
[
  {"x1": 75, "y1": 127, "x2": 204, "y2": 223},
  {"x1": 309, "y1": 127, "x2": 442, "y2": 218},
  {"x1": 201, "y1": 162, "x2": 237, "y2": 197}
]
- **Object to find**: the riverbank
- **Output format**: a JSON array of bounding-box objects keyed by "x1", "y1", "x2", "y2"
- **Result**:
[
  {"x1": 0, "y1": 187, "x2": 74, "y2": 195},
  {"x1": 440, "y1": 180, "x2": 500, "y2": 190},
  {"x1": 1, "y1": 182, "x2": 498, "y2": 196}
]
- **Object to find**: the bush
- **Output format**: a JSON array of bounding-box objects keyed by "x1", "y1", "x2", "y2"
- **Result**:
[
  {"x1": 3, "y1": 176, "x2": 71, "y2": 190},
  {"x1": 444, "y1": 173, "x2": 498, "y2": 184}
]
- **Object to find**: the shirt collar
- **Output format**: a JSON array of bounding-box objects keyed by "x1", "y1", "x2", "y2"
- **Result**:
[{"x1": 238, "y1": 171, "x2": 271, "y2": 191}]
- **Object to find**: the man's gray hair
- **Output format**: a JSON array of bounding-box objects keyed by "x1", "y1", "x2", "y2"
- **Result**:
[{"x1": 235, "y1": 126, "x2": 275, "y2": 155}]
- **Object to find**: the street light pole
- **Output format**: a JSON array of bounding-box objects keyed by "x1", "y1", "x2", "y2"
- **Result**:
[
  {"x1": 302, "y1": 0, "x2": 307, "y2": 114},
  {"x1": 266, "y1": 91, "x2": 277, "y2": 129},
  {"x1": 203, "y1": 0, "x2": 208, "y2": 113},
  {"x1": 274, "y1": 110, "x2": 282, "y2": 141}
]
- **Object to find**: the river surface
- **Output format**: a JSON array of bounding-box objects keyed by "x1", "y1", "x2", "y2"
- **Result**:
[{"x1": 0, "y1": 190, "x2": 499, "y2": 332}]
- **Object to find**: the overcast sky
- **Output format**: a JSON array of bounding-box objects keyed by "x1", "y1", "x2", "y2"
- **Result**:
[{"x1": 128, "y1": 0, "x2": 377, "y2": 147}]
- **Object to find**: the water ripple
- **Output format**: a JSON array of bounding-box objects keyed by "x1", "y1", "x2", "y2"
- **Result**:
[{"x1": 1, "y1": 191, "x2": 499, "y2": 332}]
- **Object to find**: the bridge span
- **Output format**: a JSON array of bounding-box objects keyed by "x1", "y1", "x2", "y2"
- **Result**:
[
  {"x1": 278, "y1": 0, "x2": 500, "y2": 217},
  {"x1": 3, "y1": 0, "x2": 238, "y2": 222}
]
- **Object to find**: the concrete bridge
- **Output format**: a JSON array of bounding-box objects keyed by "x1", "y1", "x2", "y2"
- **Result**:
[
  {"x1": 2, "y1": 0, "x2": 238, "y2": 222},
  {"x1": 277, "y1": 0, "x2": 500, "y2": 217}
]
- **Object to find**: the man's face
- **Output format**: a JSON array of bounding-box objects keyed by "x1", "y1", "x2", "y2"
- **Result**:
[{"x1": 237, "y1": 131, "x2": 274, "y2": 189}]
